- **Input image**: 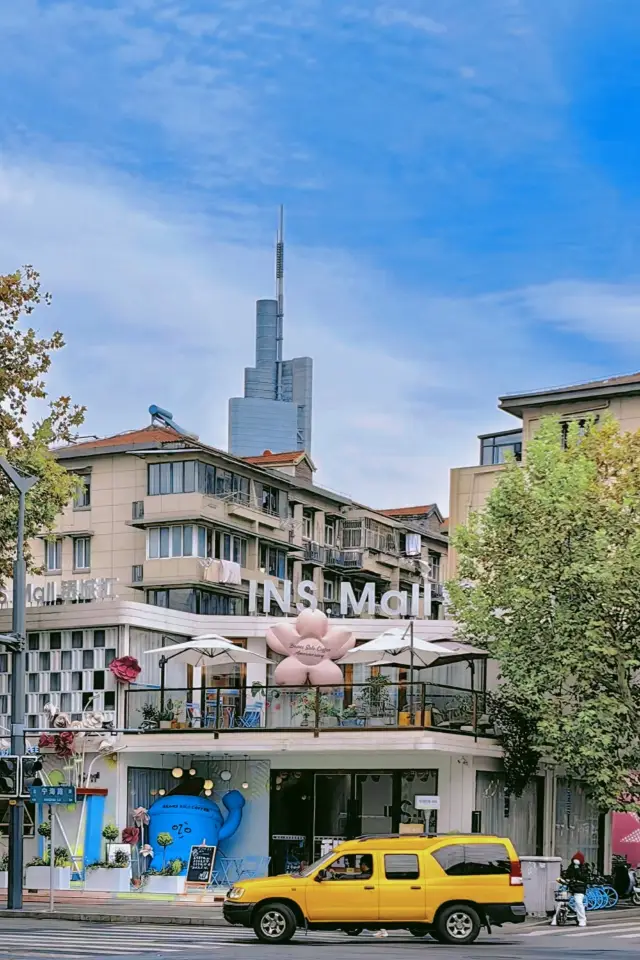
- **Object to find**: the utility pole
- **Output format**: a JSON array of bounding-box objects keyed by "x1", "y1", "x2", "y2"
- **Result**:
[{"x1": 0, "y1": 457, "x2": 37, "y2": 910}]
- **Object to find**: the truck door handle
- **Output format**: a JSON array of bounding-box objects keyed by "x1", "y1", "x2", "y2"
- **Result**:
[
  {"x1": 410, "y1": 886, "x2": 422, "y2": 890},
  {"x1": 364, "y1": 886, "x2": 375, "y2": 890}
]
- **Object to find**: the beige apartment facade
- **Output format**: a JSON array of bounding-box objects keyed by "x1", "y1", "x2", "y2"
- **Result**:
[{"x1": 448, "y1": 372, "x2": 640, "y2": 577}]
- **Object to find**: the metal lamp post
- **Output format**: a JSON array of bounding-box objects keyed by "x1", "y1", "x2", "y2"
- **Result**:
[{"x1": 0, "y1": 457, "x2": 37, "y2": 910}]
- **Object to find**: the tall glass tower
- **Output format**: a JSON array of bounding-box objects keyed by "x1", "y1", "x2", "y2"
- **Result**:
[{"x1": 228, "y1": 209, "x2": 313, "y2": 457}]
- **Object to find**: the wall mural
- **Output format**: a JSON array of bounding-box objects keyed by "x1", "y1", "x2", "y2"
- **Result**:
[{"x1": 266, "y1": 608, "x2": 354, "y2": 684}]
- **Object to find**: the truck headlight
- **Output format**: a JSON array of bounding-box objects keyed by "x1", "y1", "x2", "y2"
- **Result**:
[{"x1": 228, "y1": 886, "x2": 245, "y2": 900}]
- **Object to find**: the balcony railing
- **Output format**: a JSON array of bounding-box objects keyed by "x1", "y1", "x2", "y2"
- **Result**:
[
  {"x1": 325, "y1": 549, "x2": 364, "y2": 569},
  {"x1": 303, "y1": 542, "x2": 326, "y2": 564},
  {"x1": 125, "y1": 682, "x2": 493, "y2": 738}
]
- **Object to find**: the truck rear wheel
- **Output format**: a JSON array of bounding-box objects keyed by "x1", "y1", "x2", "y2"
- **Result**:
[{"x1": 434, "y1": 904, "x2": 481, "y2": 945}]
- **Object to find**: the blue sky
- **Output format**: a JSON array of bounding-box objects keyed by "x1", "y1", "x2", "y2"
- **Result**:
[{"x1": 1, "y1": 0, "x2": 640, "y2": 508}]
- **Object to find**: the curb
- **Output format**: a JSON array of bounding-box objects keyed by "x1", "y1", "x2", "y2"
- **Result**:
[{"x1": 1, "y1": 910, "x2": 227, "y2": 927}]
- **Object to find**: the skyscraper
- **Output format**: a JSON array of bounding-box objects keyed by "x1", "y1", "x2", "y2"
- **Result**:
[{"x1": 228, "y1": 209, "x2": 313, "y2": 457}]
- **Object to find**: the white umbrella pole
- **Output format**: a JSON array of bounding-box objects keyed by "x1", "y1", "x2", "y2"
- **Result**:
[{"x1": 409, "y1": 621, "x2": 415, "y2": 723}]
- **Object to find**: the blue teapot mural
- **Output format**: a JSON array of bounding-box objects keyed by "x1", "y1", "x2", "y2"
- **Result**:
[{"x1": 147, "y1": 777, "x2": 245, "y2": 873}]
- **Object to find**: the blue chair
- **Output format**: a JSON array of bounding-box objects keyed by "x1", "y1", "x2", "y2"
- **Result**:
[
  {"x1": 237, "y1": 706, "x2": 262, "y2": 728},
  {"x1": 237, "y1": 855, "x2": 271, "y2": 880}
]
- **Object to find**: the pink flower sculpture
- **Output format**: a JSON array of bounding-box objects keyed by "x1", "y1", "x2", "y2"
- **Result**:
[
  {"x1": 109, "y1": 656, "x2": 141, "y2": 684},
  {"x1": 122, "y1": 826, "x2": 140, "y2": 846},
  {"x1": 266, "y1": 608, "x2": 355, "y2": 685}
]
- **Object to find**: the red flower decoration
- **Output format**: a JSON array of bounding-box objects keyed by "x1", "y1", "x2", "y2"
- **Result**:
[
  {"x1": 54, "y1": 730, "x2": 76, "y2": 758},
  {"x1": 38, "y1": 734, "x2": 55, "y2": 749},
  {"x1": 109, "y1": 656, "x2": 141, "y2": 684},
  {"x1": 122, "y1": 826, "x2": 140, "y2": 846}
]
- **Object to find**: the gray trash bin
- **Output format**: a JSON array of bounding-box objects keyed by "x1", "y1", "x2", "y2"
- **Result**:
[{"x1": 520, "y1": 856, "x2": 563, "y2": 916}]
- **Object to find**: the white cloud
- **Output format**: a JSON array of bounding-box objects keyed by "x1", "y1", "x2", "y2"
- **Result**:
[
  {"x1": 371, "y1": 6, "x2": 447, "y2": 34},
  {"x1": 516, "y1": 281, "x2": 640, "y2": 345},
  {"x1": 1, "y1": 158, "x2": 639, "y2": 515}
]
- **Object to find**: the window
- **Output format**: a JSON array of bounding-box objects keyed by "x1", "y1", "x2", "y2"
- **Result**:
[
  {"x1": 147, "y1": 525, "x2": 211, "y2": 559},
  {"x1": 148, "y1": 460, "x2": 200, "y2": 496},
  {"x1": 72, "y1": 672, "x2": 82, "y2": 691},
  {"x1": 259, "y1": 543, "x2": 286, "y2": 579},
  {"x1": 73, "y1": 472, "x2": 91, "y2": 509},
  {"x1": 71, "y1": 631, "x2": 84, "y2": 649},
  {"x1": 132, "y1": 500, "x2": 144, "y2": 520},
  {"x1": 261, "y1": 485, "x2": 280, "y2": 515},
  {"x1": 73, "y1": 537, "x2": 91, "y2": 571},
  {"x1": 61, "y1": 650, "x2": 72, "y2": 670},
  {"x1": 83, "y1": 649, "x2": 94, "y2": 669},
  {"x1": 303, "y1": 510, "x2": 313, "y2": 540},
  {"x1": 220, "y1": 533, "x2": 248, "y2": 567},
  {"x1": 28, "y1": 634, "x2": 40, "y2": 651},
  {"x1": 132, "y1": 564, "x2": 143, "y2": 583},
  {"x1": 0, "y1": 655, "x2": 7, "y2": 673},
  {"x1": 82, "y1": 692, "x2": 93, "y2": 709},
  {"x1": 324, "y1": 579, "x2": 336, "y2": 601},
  {"x1": 60, "y1": 693, "x2": 72, "y2": 712},
  {"x1": 384, "y1": 854, "x2": 420, "y2": 880},
  {"x1": 342, "y1": 522, "x2": 363, "y2": 549},
  {"x1": 93, "y1": 670, "x2": 105, "y2": 690},
  {"x1": 39, "y1": 652, "x2": 50, "y2": 672},
  {"x1": 28, "y1": 674, "x2": 39, "y2": 693},
  {"x1": 44, "y1": 539, "x2": 62, "y2": 572},
  {"x1": 322, "y1": 853, "x2": 374, "y2": 881},
  {"x1": 93, "y1": 630, "x2": 105, "y2": 648},
  {"x1": 325, "y1": 520, "x2": 336, "y2": 546},
  {"x1": 431, "y1": 843, "x2": 510, "y2": 877},
  {"x1": 105, "y1": 648, "x2": 116, "y2": 667},
  {"x1": 49, "y1": 632, "x2": 62, "y2": 649},
  {"x1": 49, "y1": 673, "x2": 61, "y2": 692},
  {"x1": 104, "y1": 691, "x2": 116, "y2": 711},
  {"x1": 428, "y1": 552, "x2": 442, "y2": 582},
  {"x1": 480, "y1": 432, "x2": 523, "y2": 466}
]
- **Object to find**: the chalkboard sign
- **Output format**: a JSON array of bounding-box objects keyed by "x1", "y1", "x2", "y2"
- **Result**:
[{"x1": 186, "y1": 844, "x2": 216, "y2": 885}]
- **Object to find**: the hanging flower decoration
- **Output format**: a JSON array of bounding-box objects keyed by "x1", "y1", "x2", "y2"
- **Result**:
[
  {"x1": 133, "y1": 807, "x2": 150, "y2": 827},
  {"x1": 122, "y1": 826, "x2": 140, "y2": 846},
  {"x1": 38, "y1": 733, "x2": 55, "y2": 749},
  {"x1": 52, "y1": 712, "x2": 71, "y2": 729},
  {"x1": 140, "y1": 844, "x2": 154, "y2": 860},
  {"x1": 54, "y1": 730, "x2": 76, "y2": 759},
  {"x1": 109, "y1": 656, "x2": 141, "y2": 684}
]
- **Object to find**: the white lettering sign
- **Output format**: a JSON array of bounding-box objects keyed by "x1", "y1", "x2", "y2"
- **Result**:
[
  {"x1": 414, "y1": 795, "x2": 440, "y2": 810},
  {"x1": 248, "y1": 578, "x2": 431, "y2": 617},
  {"x1": 0, "y1": 578, "x2": 119, "y2": 607}
]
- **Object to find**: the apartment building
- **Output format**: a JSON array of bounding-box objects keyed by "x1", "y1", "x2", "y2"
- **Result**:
[{"x1": 449, "y1": 371, "x2": 640, "y2": 577}]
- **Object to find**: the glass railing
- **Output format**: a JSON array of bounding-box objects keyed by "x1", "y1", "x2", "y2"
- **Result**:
[{"x1": 125, "y1": 683, "x2": 492, "y2": 737}]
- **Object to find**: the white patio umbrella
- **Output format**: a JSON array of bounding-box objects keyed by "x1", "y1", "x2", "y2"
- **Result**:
[{"x1": 145, "y1": 634, "x2": 274, "y2": 695}]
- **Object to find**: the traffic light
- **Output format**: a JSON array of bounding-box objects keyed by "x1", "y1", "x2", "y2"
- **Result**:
[
  {"x1": 0, "y1": 756, "x2": 18, "y2": 798},
  {"x1": 20, "y1": 755, "x2": 43, "y2": 798}
]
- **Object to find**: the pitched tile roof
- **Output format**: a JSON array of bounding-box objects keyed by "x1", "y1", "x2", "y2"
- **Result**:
[
  {"x1": 379, "y1": 504, "x2": 436, "y2": 518},
  {"x1": 56, "y1": 425, "x2": 183, "y2": 451},
  {"x1": 243, "y1": 450, "x2": 312, "y2": 466}
]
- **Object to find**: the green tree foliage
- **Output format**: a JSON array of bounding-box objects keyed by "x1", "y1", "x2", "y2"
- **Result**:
[
  {"x1": 449, "y1": 416, "x2": 640, "y2": 810},
  {"x1": 0, "y1": 266, "x2": 85, "y2": 582}
]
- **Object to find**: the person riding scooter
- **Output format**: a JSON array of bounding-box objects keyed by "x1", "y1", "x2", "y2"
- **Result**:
[{"x1": 551, "y1": 852, "x2": 590, "y2": 927}]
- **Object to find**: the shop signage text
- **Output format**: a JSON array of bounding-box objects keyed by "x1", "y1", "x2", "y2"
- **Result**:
[
  {"x1": 249, "y1": 578, "x2": 435, "y2": 617},
  {"x1": 0, "y1": 577, "x2": 119, "y2": 607},
  {"x1": 414, "y1": 795, "x2": 440, "y2": 810}
]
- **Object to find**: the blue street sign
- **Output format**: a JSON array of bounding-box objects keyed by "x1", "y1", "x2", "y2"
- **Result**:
[{"x1": 29, "y1": 785, "x2": 77, "y2": 805}]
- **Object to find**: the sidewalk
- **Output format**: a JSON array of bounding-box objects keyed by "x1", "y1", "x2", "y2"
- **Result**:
[{"x1": 0, "y1": 895, "x2": 227, "y2": 926}]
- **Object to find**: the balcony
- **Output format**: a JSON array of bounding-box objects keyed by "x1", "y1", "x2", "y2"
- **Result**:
[
  {"x1": 325, "y1": 549, "x2": 364, "y2": 569},
  {"x1": 303, "y1": 541, "x2": 326, "y2": 564},
  {"x1": 124, "y1": 682, "x2": 493, "y2": 738}
]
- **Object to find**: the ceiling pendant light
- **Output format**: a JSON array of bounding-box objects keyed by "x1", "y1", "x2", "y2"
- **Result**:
[
  {"x1": 158, "y1": 788, "x2": 166, "y2": 796},
  {"x1": 203, "y1": 778, "x2": 214, "y2": 791},
  {"x1": 205, "y1": 789, "x2": 212, "y2": 797},
  {"x1": 171, "y1": 766, "x2": 184, "y2": 779},
  {"x1": 189, "y1": 767, "x2": 197, "y2": 777},
  {"x1": 241, "y1": 755, "x2": 249, "y2": 790}
]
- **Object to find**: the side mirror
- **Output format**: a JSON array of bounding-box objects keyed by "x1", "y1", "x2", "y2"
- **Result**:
[{"x1": 315, "y1": 869, "x2": 330, "y2": 882}]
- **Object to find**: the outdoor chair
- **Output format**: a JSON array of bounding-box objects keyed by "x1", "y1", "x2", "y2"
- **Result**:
[
  {"x1": 237, "y1": 855, "x2": 271, "y2": 880},
  {"x1": 236, "y1": 705, "x2": 263, "y2": 728}
]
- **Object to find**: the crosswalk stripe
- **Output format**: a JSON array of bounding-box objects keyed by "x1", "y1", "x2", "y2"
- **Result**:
[{"x1": 572, "y1": 924, "x2": 640, "y2": 937}]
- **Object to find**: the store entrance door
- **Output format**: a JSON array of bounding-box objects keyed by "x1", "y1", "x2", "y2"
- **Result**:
[{"x1": 312, "y1": 773, "x2": 395, "y2": 859}]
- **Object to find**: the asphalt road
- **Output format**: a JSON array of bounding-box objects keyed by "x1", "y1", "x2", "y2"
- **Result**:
[{"x1": 2, "y1": 914, "x2": 640, "y2": 960}]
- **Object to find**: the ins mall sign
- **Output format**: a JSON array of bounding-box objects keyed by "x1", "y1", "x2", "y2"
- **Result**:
[
  {"x1": 0, "y1": 577, "x2": 118, "y2": 607},
  {"x1": 249, "y1": 579, "x2": 439, "y2": 617}
]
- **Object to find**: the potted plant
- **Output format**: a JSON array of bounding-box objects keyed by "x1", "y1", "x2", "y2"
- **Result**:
[
  {"x1": 0, "y1": 852, "x2": 8, "y2": 889},
  {"x1": 84, "y1": 826, "x2": 132, "y2": 892},
  {"x1": 158, "y1": 700, "x2": 175, "y2": 730},
  {"x1": 357, "y1": 674, "x2": 394, "y2": 726},
  {"x1": 170, "y1": 699, "x2": 186, "y2": 729},
  {"x1": 85, "y1": 849, "x2": 131, "y2": 892},
  {"x1": 25, "y1": 847, "x2": 72, "y2": 891},
  {"x1": 338, "y1": 704, "x2": 364, "y2": 727},
  {"x1": 140, "y1": 703, "x2": 160, "y2": 730},
  {"x1": 291, "y1": 692, "x2": 336, "y2": 727},
  {"x1": 144, "y1": 835, "x2": 186, "y2": 894}
]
